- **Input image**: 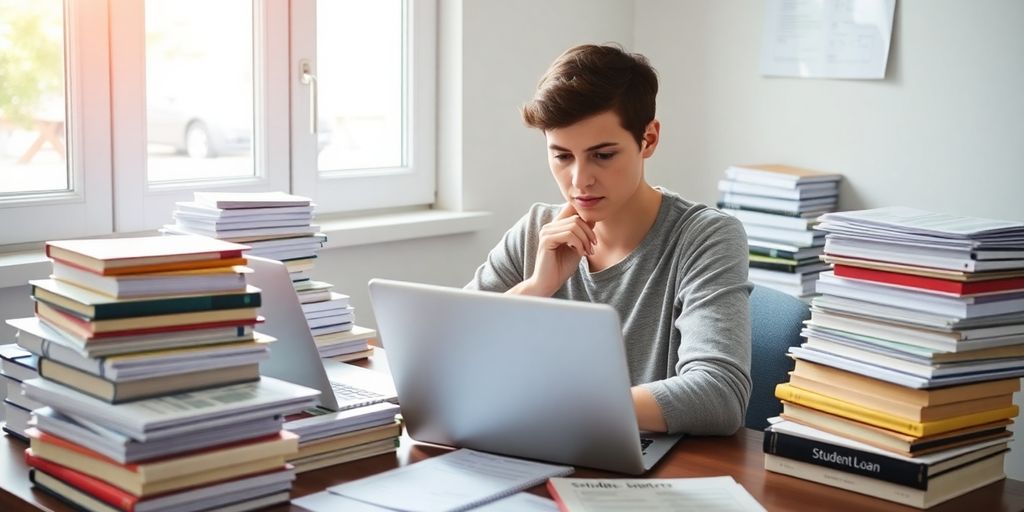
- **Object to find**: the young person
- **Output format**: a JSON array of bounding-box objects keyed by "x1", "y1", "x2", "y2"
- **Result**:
[{"x1": 466, "y1": 44, "x2": 752, "y2": 435}]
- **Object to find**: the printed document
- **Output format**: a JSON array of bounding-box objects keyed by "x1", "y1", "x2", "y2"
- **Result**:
[
  {"x1": 547, "y1": 476, "x2": 766, "y2": 512},
  {"x1": 327, "y1": 448, "x2": 572, "y2": 512}
]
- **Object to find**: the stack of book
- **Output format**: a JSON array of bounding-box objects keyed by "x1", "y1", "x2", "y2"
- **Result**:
[
  {"x1": 1, "y1": 344, "x2": 40, "y2": 441},
  {"x1": 718, "y1": 164, "x2": 841, "y2": 299},
  {"x1": 165, "y1": 191, "x2": 377, "y2": 361},
  {"x1": 764, "y1": 206, "x2": 1024, "y2": 509},
  {"x1": 283, "y1": 402, "x2": 402, "y2": 473},
  {"x1": 6, "y1": 235, "x2": 322, "y2": 512}
]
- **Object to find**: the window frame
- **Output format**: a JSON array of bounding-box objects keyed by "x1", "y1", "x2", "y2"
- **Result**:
[
  {"x1": 109, "y1": 0, "x2": 291, "y2": 233},
  {"x1": 0, "y1": 0, "x2": 114, "y2": 245},
  {"x1": 289, "y1": 0, "x2": 437, "y2": 213}
]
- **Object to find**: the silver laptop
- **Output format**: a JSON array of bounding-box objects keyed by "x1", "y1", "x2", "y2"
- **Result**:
[
  {"x1": 247, "y1": 256, "x2": 397, "y2": 411},
  {"x1": 367, "y1": 278, "x2": 683, "y2": 475}
]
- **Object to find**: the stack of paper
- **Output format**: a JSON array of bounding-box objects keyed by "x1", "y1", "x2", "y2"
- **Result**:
[
  {"x1": 165, "y1": 192, "x2": 376, "y2": 360},
  {"x1": 718, "y1": 164, "x2": 841, "y2": 300},
  {"x1": 283, "y1": 402, "x2": 402, "y2": 473},
  {"x1": 1, "y1": 344, "x2": 41, "y2": 440},
  {"x1": 6, "y1": 235, "x2": 321, "y2": 512},
  {"x1": 764, "y1": 206, "x2": 1024, "y2": 508}
]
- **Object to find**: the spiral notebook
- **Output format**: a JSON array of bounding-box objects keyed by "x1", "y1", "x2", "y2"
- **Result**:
[{"x1": 326, "y1": 448, "x2": 573, "y2": 512}]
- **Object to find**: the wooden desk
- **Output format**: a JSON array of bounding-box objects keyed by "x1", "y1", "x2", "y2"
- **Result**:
[{"x1": 3, "y1": 349, "x2": 1024, "y2": 511}]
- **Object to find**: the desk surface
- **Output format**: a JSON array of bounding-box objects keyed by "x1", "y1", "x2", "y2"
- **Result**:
[{"x1": 3, "y1": 349, "x2": 1024, "y2": 512}]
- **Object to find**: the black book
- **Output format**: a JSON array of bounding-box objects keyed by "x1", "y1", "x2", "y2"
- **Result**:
[
  {"x1": 762, "y1": 427, "x2": 1007, "y2": 490},
  {"x1": 749, "y1": 260, "x2": 826, "y2": 274}
]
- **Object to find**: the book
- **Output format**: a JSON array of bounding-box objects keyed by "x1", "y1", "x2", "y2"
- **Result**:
[
  {"x1": 725, "y1": 164, "x2": 842, "y2": 188},
  {"x1": 10, "y1": 315, "x2": 256, "y2": 358},
  {"x1": 27, "y1": 429, "x2": 298, "y2": 495},
  {"x1": 789, "y1": 345, "x2": 1024, "y2": 388},
  {"x1": 720, "y1": 193, "x2": 836, "y2": 214},
  {"x1": 781, "y1": 402, "x2": 1013, "y2": 456},
  {"x1": 718, "y1": 179, "x2": 838, "y2": 200},
  {"x1": 34, "y1": 406, "x2": 284, "y2": 464},
  {"x1": 832, "y1": 264, "x2": 1024, "y2": 296},
  {"x1": 175, "y1": 201, "x2": 314, "y2": 217},
  {"x1": 815, "y1": 271, "x2": 1024, "y2": 319},
  {"x1": 29, "y1": 464, "x2": 294, "y2": 512},
  {"x1": 722, "y1": 207, "x2": 817, "y2": 231},
  {"x1": 790, "y1": 358, "x2": 1021, "y2": 406},
  {"x1": 763, "y1": 451, "x2": 1005, "y2": 509},
  {"x1": 21, "y1": 376, "x2": 320, "y2": 441},
  {"x1": 284, "y1": 402, "x2": 399, "y2": 441},
  {"x1": 825, "y1": 238, "x2": 1024, "y2": 273},
  {"x1": 301, "y1": 292, "x2": 351, "y2": 313},
  {"x1": 822, "y1": 254, "x2": 1024, "y2": 283},
  {"x1": 32, "y1": 279, "x2": 261, "y2": 320},
  {"x1": 3, "y1": 399, "x2": 31, "y2": 440},
  {"x1": 289, "y1": 438, "x2": 399, "y2": 474},
  {"x1": 36, "y1": 300, "x2": 259, "y2": 335},
  {"x1": 788, "y1": 374, "x2": 1013, "y2": 422},
  {"x1": 312, "y1": 325, "x2": 377, "y2": 347},
  {"x1": 806, "y1": 308, "x2": 1024, "y2": 352},
  {"x1": 328, "y1": 448, "x2": 574, "y2": 512},
  {"x1": 329, "y1": 347, "x2": 374, "y2": 362},
  {"x1": 25, "y1": 335, "x2": 271, "y2": 381},
  {"x1": 742, "y1": 224, "x2": 824, "y2": 247},
  {"x1": 547, "y1": 476, "x2": 765, "y2": 511},
  {"x1": 35, "y1": 301, "x2": 261, "y2": 341},
  {"x1": 38, "y1": 358, "x2": 261, "y2": 403},
  {"x1": 0, "y1": 343, "x2": 38, "y2": 381},
  {"x1": 810, "y1": 294, "x2": 1024, "y2": 335},
  {"x1": 748, "y1": 241, "x2": 824, "y2": 261},
  {"x1": 193, "y1": 191, "x2": 311, "y2": 209},
  {"x1": 819, "y1": 206, "x2": 1024, "y2": 239},
  {"x1": 4, "y1": 377, "x2": 44, "y2": 411},
  {"x1": 293, "y1": 421, "x2": 402, "y2": 460},
  {"x1": 763, "y1": 422, "x2": 1009, "y2": 489},
  {"x1": 775, "y1": 383, "x2": 1019, "y2": 437},
  {"x1": 26, "y1": 448, "x2": 287, "y2": 497},
  {"x1": 45, "y1": 235, "x2": 248, "y2": 276},
  {"x1": 52, "y1": 262, "x2": 250, "y2": 299}
]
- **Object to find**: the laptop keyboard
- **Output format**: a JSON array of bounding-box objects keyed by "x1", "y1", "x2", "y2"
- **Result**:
[
  {"x1": 330, "y1": 381, "x2": 387, "y2": 406},
  {"x1": 640, "y1": 437, "x2": 654, "y2": 454}
]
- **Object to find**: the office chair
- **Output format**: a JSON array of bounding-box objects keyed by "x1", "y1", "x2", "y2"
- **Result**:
[{"x1": 744, "y1": 284, "x2": 811, "y2": 430}]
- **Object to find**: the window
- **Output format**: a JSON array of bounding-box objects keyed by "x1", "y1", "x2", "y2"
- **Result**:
[
  {"x1": 0, "y1": 0, "x2": 436, "y2": 245},
  {"x1": 0, "y1": 0, "x2": 112, "y2": 245}
]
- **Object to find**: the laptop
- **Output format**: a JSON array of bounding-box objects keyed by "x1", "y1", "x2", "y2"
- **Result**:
[
  {"x1": 247, "y1": 256, "x2": 397, "y2": 411},
  {"x1": 367, "y1": 278, "x2": 683, "y2": 475}
]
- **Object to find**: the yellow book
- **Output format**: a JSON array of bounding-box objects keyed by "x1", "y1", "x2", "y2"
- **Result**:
[{"x1": 774, "y1": 383, "x2": 1019, "y2": 437}]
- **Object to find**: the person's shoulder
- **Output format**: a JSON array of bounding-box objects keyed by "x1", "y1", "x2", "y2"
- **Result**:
[
  {"x1": 523, "y1": 201, "x2": 565, "y2": 225},
  {"x1": 659, "y1": 188, "x2": 742, "y2": 234}
]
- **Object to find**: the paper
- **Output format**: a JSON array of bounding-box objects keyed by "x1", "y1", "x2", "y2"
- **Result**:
[
  {"x1": 327, "y1": 448, "x2": 573, "y2": 512},
  {"x1": 293, "y1": 490, "x2": 558, "y2": 512},
  {"x1": 761, "y1": 0, "x2": 896, "y2": 79},
  {"x1": 548, "y1": 476, "x2": 766, "y2": 512}
]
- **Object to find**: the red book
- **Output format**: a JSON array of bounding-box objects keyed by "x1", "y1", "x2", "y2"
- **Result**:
[
  {"x1": 26, "y1": 449, "x2": 138, "y2": 511},
  {"x1": 833, "y1": 264, "x2": 1024, "y2": 296}
]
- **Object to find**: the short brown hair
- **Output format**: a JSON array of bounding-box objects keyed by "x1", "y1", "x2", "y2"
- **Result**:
[{"x1": 522, "y1": 44, "x2": 658, "y2": 146}]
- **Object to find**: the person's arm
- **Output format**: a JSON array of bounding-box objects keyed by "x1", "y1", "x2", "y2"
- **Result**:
[
  {"x1": 639, "y1": 213, "x2": 753, "y2": 435},
  {"x1": 631, "y1": 386, "x2": 668, "y2": 432}
]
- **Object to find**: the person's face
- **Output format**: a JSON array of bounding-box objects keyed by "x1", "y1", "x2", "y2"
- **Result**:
[{"x1": 545, "y1": 110, "x2": 659, "y2": 224}]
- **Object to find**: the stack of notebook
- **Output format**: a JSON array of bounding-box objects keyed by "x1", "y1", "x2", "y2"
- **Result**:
[
  {"x1": 1, "y1": 344, "x2": 40, "y2": 440},
  {"x1": 165, "y1": 191, "x2": 376, "y2": 361},
  {"x1": 764, "y1": 206, "x2": 1024, "y2": 509},
  {"x1": 283, "y1": 402, "x2": 402, "y2": 473},
  {"x1": 718, "y1": 164, "x2": 841, "y2": 299},
  {"x1": 6, "y1": 235, "x2": 322, "y2": 512}
]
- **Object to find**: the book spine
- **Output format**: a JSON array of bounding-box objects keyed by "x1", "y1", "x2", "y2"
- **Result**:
[
  {"x1": 763, "y1": 453, "x2": 922, "y2": 508},
  {"x1": 92, "y1": 291, "x2": 261, "y2": 320},
  {"x1": 776, "y1": 383, "x2": 925, "y2": 436},
  {"x1": 749, "y1": 261, "x2": 800, "y2": 273},
  {"x1": 763, "y1": 429, "x2": 927, "y2": 489},
  {"x1": 748, "y1": 246, "x2": 799, "y2": 260},
  {"x1": 833, "y1": 265, "x2": 961, "y2": 294}
]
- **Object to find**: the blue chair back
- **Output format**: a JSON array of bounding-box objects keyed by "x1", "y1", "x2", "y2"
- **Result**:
[{"x1": 745, "y1": 285, "x2": 811, "y2": 430}]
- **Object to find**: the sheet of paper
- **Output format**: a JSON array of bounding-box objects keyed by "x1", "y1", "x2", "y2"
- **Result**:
[
  {"x1": 472, "y1": 493, "x2": 559, "y2": 512},
  {"x1": 292, "y1": 491, "x2": 390, "y2": 511},
  {"x1": 327, "y1": 448, "x2": 572, "y2": 512},
  {"x1": 549, "y1": 476, "x2": 766, "y2": 512},
  {"x1": 761, "y1": 0, "x2": 896, "y2": 79}
]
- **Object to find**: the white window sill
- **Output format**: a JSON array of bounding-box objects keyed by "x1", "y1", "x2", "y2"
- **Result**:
[{"x1": 0, "y1": 209, "x2": 491, "y2": 289}]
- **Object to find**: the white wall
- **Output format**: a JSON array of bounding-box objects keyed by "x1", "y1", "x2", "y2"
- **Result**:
[{"x1": 634, "y1": 0, "x2": 1024, "y2": 480}]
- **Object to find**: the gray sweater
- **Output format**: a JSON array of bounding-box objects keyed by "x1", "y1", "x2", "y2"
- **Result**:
[{"x1": 467, "y1": 189, "x2": 752, "y2": 435}]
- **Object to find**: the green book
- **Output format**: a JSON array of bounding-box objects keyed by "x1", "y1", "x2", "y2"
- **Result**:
[{"x1": 30, "y1": 279, "x2": 261, "y2": 320}]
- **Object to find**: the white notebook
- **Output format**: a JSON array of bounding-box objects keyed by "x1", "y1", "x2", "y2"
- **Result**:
[{"x1": 327, "y1": 448, "x2": 573, "y2": 512}]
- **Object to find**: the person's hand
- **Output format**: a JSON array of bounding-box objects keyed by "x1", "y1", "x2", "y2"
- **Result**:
[{"x1": 518, "y1": 205, "x2": 597, "y2": 296}]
